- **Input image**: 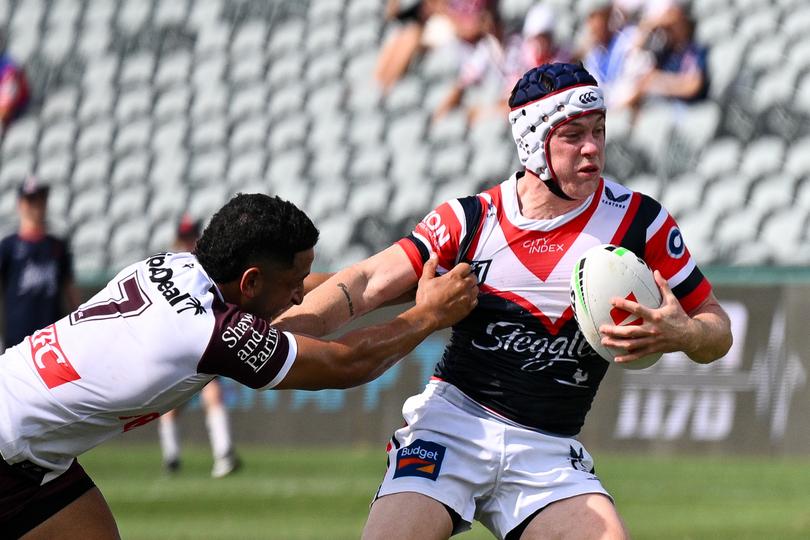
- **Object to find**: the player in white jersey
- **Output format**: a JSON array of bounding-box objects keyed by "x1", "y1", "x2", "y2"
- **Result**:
[
  {"x1": 277, "y1": 63, "x2": 732, "y2": 540},
  {"x1": 0, "y1": 193, "x2": 479, "y2": 539}
]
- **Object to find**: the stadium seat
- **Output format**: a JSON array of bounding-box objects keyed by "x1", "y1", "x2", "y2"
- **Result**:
[
  {"x1": 2, "y1": 117, "x2": 40, "y2": 158},
  {"x1": 187, "y1": 184, "x2": 230, "y2": 221},
  {"x1": 75, "y1": 119, "x2": 113, "y2": 157},
  {"x1": 385, "y1": 76, "x2": 424, "y2": 113},
  {"x1": 109, "y1": 217, "x2": 151, "y2": 269},
  {"x1": 190, "y1": 117, "x2": 227, "y2": 151},
  {"x1": 110, "y1": 151, "x2": 150, "y2": 189},
  {"x1": 269, "y1": 115, "x2": 307, "y2": 152},
  {"x1": 154, "y1": 86, "x2": 191, "y2": 121},
  {"x1": 191, "y1": 83, "x2": 228, "y2": 120},
  {"x1": 230, "y1": 117, "x2": 268, "y2": 152},
  {"x1": 36, "y1": 151, "x2": 73, "y2": 187},
  {"x1": 267, "y1": 52, "x2": 304, "y2": 86},
  {"x1": 385, "y1": 112, "x2": 428, "y2": 149},
  {"x1": 153, "y1": 0, "x2": 188, "y2": 27},
  {"x1": 311, "y1": 112, "x2": 348, "y2": 149},
  {"x1": 713, "y1": 206, "x2": 766, "y2": 248},
  {"x1": 78, "y1": 85, "x2": 115, "y2": 123},
  {"x1": 629, "y1": 103, "x2": 675, "y2": 169},
  {"x1": 113, "y1": 118, "x2": 152, "y2": 155},
  {"x1": 229, "y1": 51, "x2": 266, "y2": 85},
  {"x1": 231, "y1": 21, "x2": 266, "y2": 54},
  {"x1": 707, "y1": 37, "x2": 746, "y2": 100},
  {"x1": 344, "y1": 50, "x2": 378, "y2": 84},
  {"x1": 78, "y1": 23, "x2": 111, "y2": 58},
  {"x1": 431, "y1": 176, "x2": 481, "y2": 208},
  {"x1": 430, "y1": 143, "x2": 468, "y2": 178},
  {"x1": 783, "y1": 5, "x2": 810, "y2": 39},
  {"x1": 750, "y1": 172, "x2": 796, "y2": 212},
  {"x1": 349, "y1": 147, "x2": 390, "y2": 180},
  {"x1": 71, "y1": 218, "x2": 111, "y2": 265},
  {"x1": 343, "y1": 18, "x2": 381, "y2": 55},
  {"x1": 0, "y1": 151, "x2": 34, "y2": 191},
  {"x1": 269, "y1": 85, "x2": 305, "y2": 120},
  {"x1": 268, "y1": 20, "x2": 305, "y2": 56},
  {"x1": 118, "y1": 52, "x2": 155, "y2": 89},
  {"x1": 115, "y1": 87, "x2": 154, "y2": 123},
  {"x1": 704, "y1": 172, "x2": 757, "y2": 218},
  {"x1": 69, "y1": 185, "x2": 109, "y2": 225},
  {"x1": 187, "y1": 0, "x2": 223, "y2": 29},
  {"x1": 70, "y1": 152, "x2": 110, "y2": 191},
  {"x1": 108, "y1": 185, "x2": 149, "y2": 224},
  {"x1": 759, "y1": 207, "x2": 810, "y2": 263},
  {"x1": 738, "y1": 137, "x2": 786, "y2": 178},
  {"x1": 149, "y1": 151, "x2": 188, "y2": 186},
  {"x1": 188, "y1": 149, "x2": 228, "y2": 186},
  {"x1": 41, "y1": 87, "x2": 79, "y2": 122},
  {"x1": 117, "y1": 0, "x2": 151, "y2": 32},
  {"x1": 151, "y1": 118, "x2": 187, "y2": 153},
  {"x1": 348, "y1": 112, "x2": 385, "y2": 148},
  {"x1": 267, "y1": 149, "x2": 306, "y2": 184},
  {"x1": 147, "y1": 184, "x2": 190, "y2": 224},
  {"x1": 154, "y1": 51, "x2": 192, "y2": 89},
  {"x1": 310, "y1": 212, "x2": 356, "y2": 263},
  {"x1": 785, "y1": 138, "x2": 810, "y2": 177},
  {"x1": 229, "y1": 83, "x2": 267, "y2": 121},
  {"x1": 309, "y1": 144, "x2": 350, "y2": 181},
  {"x1": 429, "y1": 110, "x2": 468, "y2": 146},
  {"x1": 347, "y1": 181, "x2": 391, "y2": 216},
  {"x1": 388, "y1": 180, "x2": 432, "y2": 227},
  {"x1": 660, "y1": 172, "x2": 710, "y2": 220},
  {"x1": 469, "y1": 140, "x2": 513, "y2": 182},
  {"x1": 227, "y1": 150, "x2": 265, "y2": 185},
  {"x1": 191, "y1": 53, "x2": 227, "y2": 89},
  {"x1": 696, "y1": 137, "x2": 742, "y2": 179},
  {"x1": 624, "y1": 173, "x2": 663, "y2": 200}
]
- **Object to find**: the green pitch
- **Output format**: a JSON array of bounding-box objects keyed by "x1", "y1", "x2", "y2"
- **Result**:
[{"x1": 81, "y1": 444, "x2": 810, "y2": 539}]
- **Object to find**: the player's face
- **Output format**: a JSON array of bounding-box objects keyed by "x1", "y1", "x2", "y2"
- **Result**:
[
  {"x1": 252, "y1": 248, "x2": 315, "y2": 321},
  {"x1": 548, "y1": 113, "x2": 605, "y2": 200}
]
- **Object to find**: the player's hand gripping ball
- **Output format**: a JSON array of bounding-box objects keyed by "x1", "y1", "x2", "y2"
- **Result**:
[{"x1": 570, "y1": 244, "x2": 663, "y2": 369}]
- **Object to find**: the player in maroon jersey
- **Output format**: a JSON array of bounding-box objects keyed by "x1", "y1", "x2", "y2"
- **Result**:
[
  {"x1": 0, "y1": 193, "x2": 478, "y2": 539},
  {"x1": 277, "y1": 63, "x2": 732, "y2": 540}
]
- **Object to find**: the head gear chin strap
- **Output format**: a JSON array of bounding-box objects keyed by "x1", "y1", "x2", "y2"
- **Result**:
[{"x1": 508, "y1": 64, "x2": 606, "y2": 201}]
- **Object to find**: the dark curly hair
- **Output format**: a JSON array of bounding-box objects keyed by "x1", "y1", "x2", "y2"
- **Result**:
[{"x1": 194, "y1": 193, "x2": 319, "y2": 283}]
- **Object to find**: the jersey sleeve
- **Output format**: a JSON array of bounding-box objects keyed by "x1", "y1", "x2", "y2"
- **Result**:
[
  {"x1": 642, "y1": 199, "x2": 712, "y2": 313},
  {"x1": 198, "y1": 297, "x2": 297, "y2": 390},
  {"x1": 396, "y1": 195, "x2": 484, "y2": 278}
]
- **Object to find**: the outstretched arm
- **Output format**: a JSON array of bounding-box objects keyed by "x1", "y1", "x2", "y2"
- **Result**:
[
  {"x1": 274, "y1": 244, "x2": 419, "y2": 337},
  {"x1": 275, "y1": 256, "x2": 477, "y2": 389},
  {"x1": 598, "y1": 270, "x2": 732, "y2": 366}
]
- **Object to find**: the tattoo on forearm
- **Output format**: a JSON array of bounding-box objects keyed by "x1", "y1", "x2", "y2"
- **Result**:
[{"x1": 337, "y1": 282, "x2": 355, "y2": 316}]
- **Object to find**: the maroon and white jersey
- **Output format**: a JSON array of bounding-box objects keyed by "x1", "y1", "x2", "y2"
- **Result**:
[
  {"x1": 0, "y1": 252, "x2": 297, "y2": 482},
  {"x1": 397, "y1": 173, "x2": 712, "y2": 436}
]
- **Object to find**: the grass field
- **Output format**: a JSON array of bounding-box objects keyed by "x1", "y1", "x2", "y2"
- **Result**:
[{"x1": 80, "y1": 444, "x2": 810, "y2": 540}]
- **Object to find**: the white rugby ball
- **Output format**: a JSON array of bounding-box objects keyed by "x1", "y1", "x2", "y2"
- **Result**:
[{"x1": 570, "y1": 244, "x2": 663, "y2": 370}]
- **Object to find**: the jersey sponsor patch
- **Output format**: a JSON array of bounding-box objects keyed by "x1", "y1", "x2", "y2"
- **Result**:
[
  {"x1": 28, "y1": 324, "x2": 80, "y2": 389},
  {"x1": 666, "y1": 227, "x2": 685, "y2": 259},
  {"x1": 393, "y1": 439, "x2": 446, "y2": 481}
]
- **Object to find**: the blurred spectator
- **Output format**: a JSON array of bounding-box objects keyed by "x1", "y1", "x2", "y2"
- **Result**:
[
  {"x1": 375, "y1": 0, "x2": 452, "y2": 92},
  {"x1": 158, "y1": 214, "x2": 241, "y2": 479},
  {"x1": 432, "y1": 0, "x2": 505, "y2": 122},
  {"x1": 435, "y1": 3, "x2": 572, "y2": 123},
  {"x1": 623, "y1": 1, "x2": 709, "y2": 108},
  {"x1": 579, "y1": 0, "x2": 641, "y2": 107},
  {"x1": 0, "y1": 176, "x2": 80, "y2": 350},
  {"x1": 0, "y1": 33, "x2": 31, "y2": 135}
]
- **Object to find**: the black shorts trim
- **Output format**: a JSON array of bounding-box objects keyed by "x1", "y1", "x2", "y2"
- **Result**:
[{"x1": 1, "y1": 458, "x2": 96, "y2": 539}]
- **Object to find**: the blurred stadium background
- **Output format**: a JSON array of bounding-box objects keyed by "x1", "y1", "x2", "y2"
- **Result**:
[{"x1": 1, "y1": 0, "x2": 809, "y2": 538}]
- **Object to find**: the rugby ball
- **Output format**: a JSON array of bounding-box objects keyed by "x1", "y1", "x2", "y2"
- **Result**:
[{"x1": 570, "y1": 244, "x2": 663, "y2": 369}]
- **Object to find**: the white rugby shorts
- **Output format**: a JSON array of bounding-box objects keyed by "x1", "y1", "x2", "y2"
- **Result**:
[{"x1": 374, "y1": 380, "x2": 612, "y2": 539}]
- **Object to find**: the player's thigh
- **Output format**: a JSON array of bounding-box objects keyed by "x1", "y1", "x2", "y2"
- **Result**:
[
  {"x1": 201, "y1": 378, "x2": 223, "y2": 406},
  {"x1": 362, "y1": 492, "x2": 453, "y2": 540},
  {"x1": 22, "y1": 487, "x2": 120, "y2": 540},
  {"x1": 519, "y1": 493, "x2": 628, "y2": 540}
]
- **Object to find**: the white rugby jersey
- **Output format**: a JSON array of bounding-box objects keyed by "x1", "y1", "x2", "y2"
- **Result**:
[
  {"x1": 0, "y1": 252, "x2": 297, "y2": 483},
  {"x1": 397, "y1": 173, "x2": 712, "y2": 435}
]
